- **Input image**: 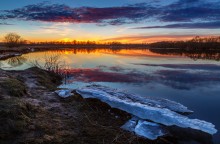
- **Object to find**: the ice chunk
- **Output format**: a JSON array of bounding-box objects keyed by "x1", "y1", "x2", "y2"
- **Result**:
[
  {"x1": 78, "y1": 85, "x2": 192, "y2": 114},
  {"x1": 135, "y1": 120, "x2": 167, "y2": 140},
  {"x1": 76, "y1": 85, "x2": 217, "y2": 135},
  {"x1": 55, "y1": 89, "x2": 72, "y2": 98},
  {"x1": 121, "y1": 117, "x2": 167, "y2": 140},
  {"x1": 121, "y1": 117, "x2": 139, "y2": 132}
]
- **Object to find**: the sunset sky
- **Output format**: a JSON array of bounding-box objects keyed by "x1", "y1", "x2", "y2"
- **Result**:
[{"x1": 0, "y1": 0, "x2": 219, "y2": 43}]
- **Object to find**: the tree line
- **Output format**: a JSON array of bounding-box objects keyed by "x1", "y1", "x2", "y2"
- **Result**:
[
  {"x1": 149, "y1": 36, "x2": 220, "y2": 49},
  {"x1": 1, "y1": 33, "x2": 220, "y2": 50}
]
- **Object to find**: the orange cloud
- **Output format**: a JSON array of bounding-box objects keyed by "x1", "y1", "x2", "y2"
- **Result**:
[{"x1": 101, "y1": 35, "x2": 217, "y2": 43}]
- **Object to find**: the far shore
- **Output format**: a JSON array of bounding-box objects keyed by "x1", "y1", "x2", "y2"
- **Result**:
[
  {"x1": 0, "y1": 36, "x2": 219, "y2": 60},
  {"x1": 0, "y1": 44, "x2": 152, "y2": 60},
  {"x1": 1, "y1": 43, "x2": 220, "y2": 61}
]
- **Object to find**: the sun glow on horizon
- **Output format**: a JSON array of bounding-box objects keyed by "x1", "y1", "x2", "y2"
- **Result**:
[
  {"x1": 23, "y1": 36, "x2": 197, "y2": 44},
  {"x1": 58, "y1": 38, "x2": 74, "y2": 42},
  {"x1": 0, "y1": 33, "x2": 217, "y2": 44}
]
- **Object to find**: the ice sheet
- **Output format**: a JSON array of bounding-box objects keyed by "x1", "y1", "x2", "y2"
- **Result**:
[{"x1": 76, "y1": 85, "x2": 217, "y2": 135}]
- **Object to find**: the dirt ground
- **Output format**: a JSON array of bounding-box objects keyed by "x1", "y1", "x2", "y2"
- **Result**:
[{"x1": 1, "y1": 67, "x2": 166, "y2": 144}]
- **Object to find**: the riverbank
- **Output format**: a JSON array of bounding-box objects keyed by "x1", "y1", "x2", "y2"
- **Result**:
[
  {"x1": 0, "y1": 46, "x2": 65, "y2": 60},
  {"x1": 1, "y1": 44, "x2": 220, "y2": 62},
  {"x1": 0, "y1": 67, "x2": 159, "y2": 144},
  {"x1": 0, "y1": 44, "x2": 152, "y2": 60}
]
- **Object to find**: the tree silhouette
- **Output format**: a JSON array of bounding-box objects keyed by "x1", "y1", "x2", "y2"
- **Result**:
[{"x1": 4, "y1": 33, "x2": 26, "y2": 48}]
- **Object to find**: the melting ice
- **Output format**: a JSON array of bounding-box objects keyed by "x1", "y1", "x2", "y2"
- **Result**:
[{"x1": 76, "y1": 85, "x2": 217, "y2": 139}]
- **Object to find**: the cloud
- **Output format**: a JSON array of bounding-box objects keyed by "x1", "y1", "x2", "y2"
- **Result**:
[
  {"x1": 0, "y1": 0, "x2": 219, "y2": 26},
  {"x1": 132, "y1": 21, "x2": 220, "y2": 29},
  {"x1": 0, "y1": 3, "x2": 155, "y2": 25},
  {"x1": 101, "y1": 35, "x2": 201, "y2": 43},
  {"x1": 160, "y1": 0, "x2": 220, "y2": 22},
  {"x1": 31, "y1": 23, "x2": 73, "y2": 36},
  {"x1": 0, "y1": 22, "x2": 13, "y2": 25}
]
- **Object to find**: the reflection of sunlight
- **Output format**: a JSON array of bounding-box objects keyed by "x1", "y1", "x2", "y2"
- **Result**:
[
  {"x1": 99, "y1": 49, "x2": 179, "y2": 58},
  {"x1": 64, "y1": 51, "x2": 70, "y2": 55},
  {"x1": 2, "y1": 48, "x2": 220, "y2": 73},
  {"x1": 21, "y1": 49, "x2": 181, "y2": 64}
]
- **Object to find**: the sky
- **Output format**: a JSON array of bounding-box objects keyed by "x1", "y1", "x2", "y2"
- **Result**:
[{"x1": 0, "y1": 0, "x2": 219, "y2": 43}]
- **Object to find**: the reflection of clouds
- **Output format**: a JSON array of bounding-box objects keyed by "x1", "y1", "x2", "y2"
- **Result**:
[
  {"x1": 155, "y1": 70, "x2": 220, "y2": 90},
  {"x1": 65, "y1": 65, "x2": 220, "y2": 90},
  {"x1": 65, "y1": 68, "x2": 149, "y2": 83},
  {"x1": 102, "y1": 49, "x2": 173, "y2": 58},
  {"x1": 149, "y1": 48, "x2": 220, "y2": 61},
  {"x1": 133, "y1": 63, "x2": 220, "y2": 71},
  {"x1": 108, "y1": 66, "x2": 125, "y2": 72}
]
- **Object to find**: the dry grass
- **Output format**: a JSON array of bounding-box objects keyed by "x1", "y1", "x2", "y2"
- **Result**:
[{"x1": 0, "y1": 78, "x2": 26, "y2": 97}]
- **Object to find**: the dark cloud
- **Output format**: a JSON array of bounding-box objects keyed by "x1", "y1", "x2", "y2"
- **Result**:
[
  {"x1": 160, "y1": 0, "x2": 220, "y2": 22},
  {"x1": 0, "y1": 0, "x2": 219, "y2": 27},
  {"x1": 132, "y1": 21, "x2": 220, "y2": 29},
  {"x1": 0, "y1": 3, "x2": 155, "y2": 25}
]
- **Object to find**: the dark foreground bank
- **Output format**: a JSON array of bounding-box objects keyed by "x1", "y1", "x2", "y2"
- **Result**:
[
  {"x1": 0, "y1": 67, "x2": 214, "y2": 144},
  {"x1": 0, "y1": 67, "x2": 155, "y2": 144}
]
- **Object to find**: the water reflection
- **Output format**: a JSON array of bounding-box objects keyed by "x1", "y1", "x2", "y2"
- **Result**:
[
  {"x1": 46, "y1": 48, "x2": 123, "y2": 55},
  {"x1": 149, "y1": 48, "x2": 220, "y2": 61},
  {"x1": 64, "y1": 68, "x2": 147, "y2": 83},
  {"x1": 0, "y1": 48, "x2": 220, "y2": 143},
  {"x1": 6, "y1": 56, "x2": 27, "y2": 67},
  {"x1": 155, "y1": 69, "x2": 220, "y2": 90},
  {"x1": 132, "y1": 64, "x2": 220, "y2": 71},
  {"x1": 47, "y1": 48, "x2": 220, "y2": 60},
  {"x1": 62, "y1": 65, "x2": 220, "y2": 90},
  {"x1": 33, "y1": 48, "x2": 172, "y2": 57}
]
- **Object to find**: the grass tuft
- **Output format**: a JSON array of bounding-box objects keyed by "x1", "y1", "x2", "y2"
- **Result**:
[{"x1": 0, "y1": 78, "x2": 26, "y2": 97}]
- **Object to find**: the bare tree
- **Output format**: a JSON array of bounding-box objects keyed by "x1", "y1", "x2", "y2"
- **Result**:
[
  {"x1": 4, "y1": 33, "x2": 26, "y2": 47},
  {"x1": 29, "y1": 53, "x2": 69, "y2": 74}
]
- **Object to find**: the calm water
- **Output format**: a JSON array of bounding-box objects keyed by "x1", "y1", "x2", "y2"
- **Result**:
[{"x1": 1, "y1": 48, "x2": 220, "y2": 143}]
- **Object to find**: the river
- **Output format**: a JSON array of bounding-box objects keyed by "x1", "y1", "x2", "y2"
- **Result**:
[{"x1": 1, "y1": 48, "x2": 220, "y2": 143}]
